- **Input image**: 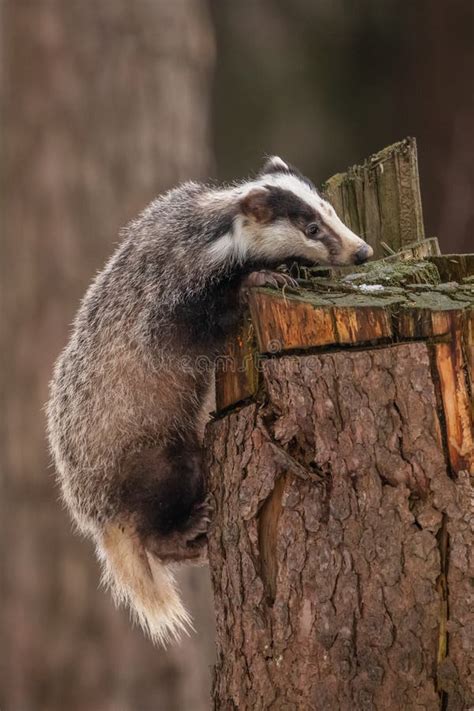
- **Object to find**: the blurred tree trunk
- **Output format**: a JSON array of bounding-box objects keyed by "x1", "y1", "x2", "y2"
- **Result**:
[
  {"x1": 399, "y1": 0, "x2": 474, "y2": 254},
  {"x1": 0, "y1": 2, "x2": 215, "y2": 710},
  {"x1": 211, "y1": 0, "x2": 474, "y2": 254}
]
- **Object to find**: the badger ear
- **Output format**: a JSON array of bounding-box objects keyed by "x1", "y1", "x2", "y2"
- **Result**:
[
  {"x1": 240, "y1": 187, "x2": 272, "y2": 223},
  {"x1": 259, "y1": 155, "x2": 289, "y2": 176}
]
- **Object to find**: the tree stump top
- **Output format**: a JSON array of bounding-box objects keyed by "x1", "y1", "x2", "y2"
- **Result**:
[{"x1": 216, "y1": 251, "x2": 473, "y2": 474}]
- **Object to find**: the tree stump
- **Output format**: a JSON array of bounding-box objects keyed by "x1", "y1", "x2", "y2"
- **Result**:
[{"x1": 205, "y1": 252, "x2": 473, "y2": 710}]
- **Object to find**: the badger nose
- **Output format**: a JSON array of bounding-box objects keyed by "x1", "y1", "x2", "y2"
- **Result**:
[{"x1": 353, "y1": 244, "x2": 373, "y2": 265}]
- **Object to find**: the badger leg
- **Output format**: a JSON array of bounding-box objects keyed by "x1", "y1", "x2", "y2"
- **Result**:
[
  {"x1": 119, "y1": 440, "x2": 211, "y2": 564},
  {"x1": 144, "y1": 496, "x2": 213, "y2": 564}
]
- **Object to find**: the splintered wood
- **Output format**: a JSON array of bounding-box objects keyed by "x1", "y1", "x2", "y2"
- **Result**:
[{"x1": 321, "y1": 138, "x2": 425, "y2": 259}]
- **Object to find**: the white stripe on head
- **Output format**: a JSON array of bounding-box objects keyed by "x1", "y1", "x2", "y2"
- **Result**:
[
  {"x1": 253, "y1": 172, "x2": 364, "y2": 251},
  {"x1": 254, "y1": 172, "x2": 324, "y2": 213}
]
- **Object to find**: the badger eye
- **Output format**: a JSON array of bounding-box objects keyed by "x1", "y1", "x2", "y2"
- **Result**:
[{"x1": 306, "y1": 222, "x2": 320, "y2": 238}]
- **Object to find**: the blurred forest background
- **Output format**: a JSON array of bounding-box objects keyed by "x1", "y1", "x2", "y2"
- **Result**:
[{"x1": 1, "y1": 1, "x2": 472, "y2": 710}]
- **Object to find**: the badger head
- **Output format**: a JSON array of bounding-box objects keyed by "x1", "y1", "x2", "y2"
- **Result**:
[{"x1": 232, "y1": 156, "x2": 373, "y2": 268}]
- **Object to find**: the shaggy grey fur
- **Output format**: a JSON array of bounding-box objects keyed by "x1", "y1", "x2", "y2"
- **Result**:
[{"x1": 47, "y1": 158, "x2": 372, "y2": 643}]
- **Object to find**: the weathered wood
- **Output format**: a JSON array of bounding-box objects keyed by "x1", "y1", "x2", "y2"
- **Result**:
[
  {"x1": 466, "y1": 307, "x2": 474, "y2": 383},
  {"x1": 248, "y1": 290, "x2": 336, "y2": 353},
  {"x1": 431, "y1": 310, "x2": 473, "y2": 474},
  {"x1": 215, "y1": 258, "x2": 474, "y2": 411},
  {"x1": 249, "y1": 291, "x2": 393, "y2": 350},
  {"x1": 397, "y1": 296, "x2": 472, "y2": 340},
  {"x1": 321, "y1": 138, "x2": 425, "y2": 258},
  {"x1": 383, "y1": 237, "x2": 441, "y2": 261},
  {"x1": 206, "y1": 343, "x2": 473, "y2": 709},
  {"x1": 428, "y1": 254, "x2": 474, "y2": 283},
  {"x1": 333, "y1": 304, "x2": 392, "y2": 344},
  {"x1": 215, "y1": 319, "x2": 258, "y2": 412}
]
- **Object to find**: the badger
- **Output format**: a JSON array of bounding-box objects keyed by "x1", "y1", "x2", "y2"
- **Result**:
[{"x1": 47, "y1": 156, "x2": 373, "y2": 645}]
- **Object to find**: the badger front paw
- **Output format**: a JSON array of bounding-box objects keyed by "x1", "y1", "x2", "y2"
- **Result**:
[{"x1": 242, "y1": 270, "x2": 298, "y2": 290}]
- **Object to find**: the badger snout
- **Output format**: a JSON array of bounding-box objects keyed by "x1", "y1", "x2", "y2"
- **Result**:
[
  {"x1": 330, "y1": 215, "x2": 374, "y2": 266},
  {"x1": 353, "y1": 243, "x2": 373, "y2": 265}
]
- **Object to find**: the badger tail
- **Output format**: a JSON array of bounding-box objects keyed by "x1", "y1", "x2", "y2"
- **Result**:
[{"x1": 97, "y1": 523, "x2": 191, "y2": 646}]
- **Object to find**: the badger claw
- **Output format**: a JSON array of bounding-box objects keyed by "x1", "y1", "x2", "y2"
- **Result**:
[
  {"x1": 242, "y1": 270, "x2": 298, "y2": 291},
  {"x1": 182, "y1": 495, "x2": 215, "y2": 542},
  {"x1": 144, "y1": 496, "x2": 215, "y2": 564}
]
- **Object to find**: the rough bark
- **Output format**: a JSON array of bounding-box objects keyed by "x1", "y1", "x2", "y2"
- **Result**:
[
  {"x1": 206, "y1": 343, "x2": 473, "y2": 710},
  {"x1": 1, "y1": 2, "x2": 215, "y2": 710}
]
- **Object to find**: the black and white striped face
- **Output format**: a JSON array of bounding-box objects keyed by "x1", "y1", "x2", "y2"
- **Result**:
[{"x1": 236, "y1": 157, "x2": 373, "y2": 267}]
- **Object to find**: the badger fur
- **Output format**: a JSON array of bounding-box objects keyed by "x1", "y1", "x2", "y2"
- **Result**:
[{"x1": 47, "y1": 157, "x2": 373, "y2": 645}]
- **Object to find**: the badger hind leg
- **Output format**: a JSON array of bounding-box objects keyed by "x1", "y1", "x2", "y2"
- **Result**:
[
  {"x1": 119, "y1": 440, "x2": 211, "y2": 564},
  {"x1": 98, "y1": 440, "x2": 212, "y2": 644}
]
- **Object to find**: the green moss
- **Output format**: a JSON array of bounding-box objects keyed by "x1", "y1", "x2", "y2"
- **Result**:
[
  {"x1": 267, "y1": 256, "x2": 474, "y2": 312},
  {"x1": 299, "y1": 259, "x2": 440, "y2": 289},
  {"x1": 341, "y1": 260, "x2": 440, "y2": 287},
  {"x1": 405, "y1": 292, "x2": 473, "y2": 311}
]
